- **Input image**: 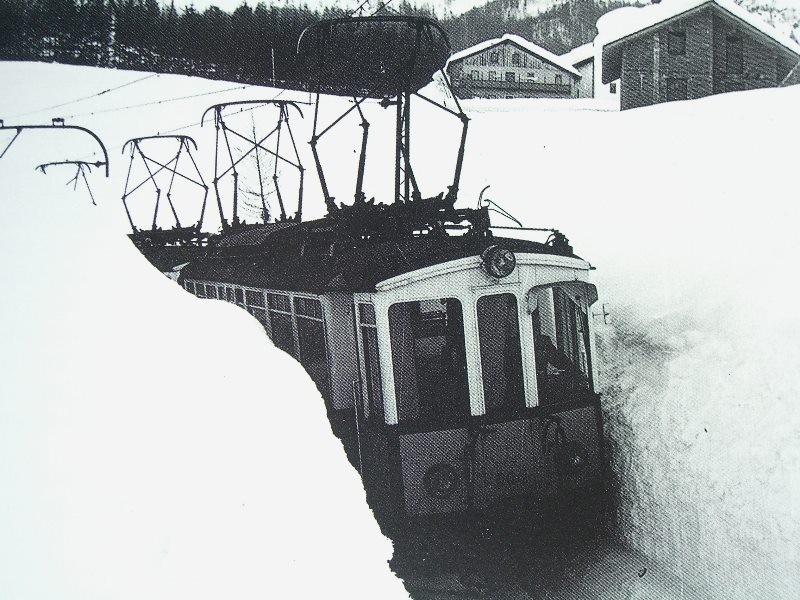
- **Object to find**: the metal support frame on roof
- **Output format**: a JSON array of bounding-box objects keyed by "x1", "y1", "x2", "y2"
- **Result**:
[
  {"x1": 201, "y1": 100, "x2": 305, "y2": 229},
  {"x1": 121, "y1": 135, "x2": 209, "y2": 246},
  {"x1": 0, "y1": 119, "x2": 110, "y2": 176},
  {"x1": 295, "y1": 15, "x2": 487, "y2": 240},
  {"x1": 35, "y1": 160, "x2": 103, "y2": 205},
  {"x1": 309, "y1": 73, "x2": 469, "y2": 213}
]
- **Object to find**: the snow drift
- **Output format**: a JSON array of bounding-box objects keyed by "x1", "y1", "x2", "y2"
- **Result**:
[
  {"x1": 456, "y1": 88, "x2": 800, "y2": 598},
  {"x1": 0, "y1": 66, "x2": 406, "y2": 600}
]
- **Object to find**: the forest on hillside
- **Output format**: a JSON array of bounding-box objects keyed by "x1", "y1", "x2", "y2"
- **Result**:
[{"x1": 9, "y1": 0, "x2": 785, "y2": 89}]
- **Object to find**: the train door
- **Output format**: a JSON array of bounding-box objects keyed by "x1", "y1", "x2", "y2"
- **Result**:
[
  {"x1": 470, "y1": 292, "x2": 541, "y2": 510},
  {"x1": 527, "y1": 283, "x2": 603, "y2": 497},
  {"x1": 352, "y1": 302, "x2": 395, "y2": 512},
  {"x1": 387, "y1": 297, "x2": 473, "y2": 515}
]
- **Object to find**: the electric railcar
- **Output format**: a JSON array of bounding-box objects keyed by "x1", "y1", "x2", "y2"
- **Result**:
[
  {"x1": 134, "y1": 15, "x2": 604, "y2": 525},
  {"x1": 178, "y1": 219, "x2": 603, "y2": 521}
]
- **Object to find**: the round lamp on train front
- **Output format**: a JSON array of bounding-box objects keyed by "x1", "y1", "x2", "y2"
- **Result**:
[{"x1": 481, "y1": 245, "x2": 516, "y2": 278}]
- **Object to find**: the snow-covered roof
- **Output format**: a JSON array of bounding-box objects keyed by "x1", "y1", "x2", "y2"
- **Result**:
[
  {"x1": 596, "y1": 0, "x2": 800, "y2": 57},
  {"x1": 561, "y1": 42, "x2": 594, "y2": 66},
  {"x1": 447, "y1": 33, "x2": 581, "y2": 77}
]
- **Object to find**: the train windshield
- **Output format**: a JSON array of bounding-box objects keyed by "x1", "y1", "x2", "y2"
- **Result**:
[
  {"x1": 477, "y1": 293, "x2": 525, "y2": 416},
  {"x1": 530, "y1": 284, "x2": 593, "y2": 404},
  {"x1": 389, "y1": 298, "x2": 469, "y2": 425}
]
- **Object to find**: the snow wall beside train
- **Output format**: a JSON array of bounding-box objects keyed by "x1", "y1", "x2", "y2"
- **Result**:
[
  {"x1": 0, "y1": 67, "x2": 406, "y2": 600},
  {"x1": 460, "y1": 86, "x2": 800, "y2": 598}
]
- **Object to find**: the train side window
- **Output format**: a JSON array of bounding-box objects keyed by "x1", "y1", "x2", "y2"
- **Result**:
[
  {"x1": 217, "y1": 285, "x2": 225, "y2": 299},
  {"x1": 358, "y1": 304, "x2": 383, "y2": 422},
  {"x1": 205, "y1": 285, "x2": 217, "y2": 299},
  {"x1": 235, "y1": 288, "x2": 244, "y2": 305},
  {"x1": 294, "y1": 297, "x2": 330, "y2": 398},
  {"x1": 532, "y1": 286, "x2": 591, "y2": 405},
  {"x1": 267, "y1": 292, "x2": 296, "y2": 357},
  {"x1": 477, "y1": 293, "x2": 524, "y2": 416},
  {"x1": 196, "y1": 283, "x2": 206, "y2": 298},
  {"x1": 185, "y1": 281, "x2": 194, "y2": 294},
  {"x1": 226, "y1": 288, "x2": 235, "y2": 303},
  {"x1": 388, "y1": 298, "x2": 469, "y2": 426},
  {"x1": 245, "y1": 289, "x2": 267, "y2": 326}
]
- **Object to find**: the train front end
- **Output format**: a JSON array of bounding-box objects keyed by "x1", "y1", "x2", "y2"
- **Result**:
[{"x1": 350, "y1": 234, "x2": 604, "y2": 522}]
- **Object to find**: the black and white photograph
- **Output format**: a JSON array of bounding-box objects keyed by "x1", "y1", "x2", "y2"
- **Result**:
[{"x1": 1, "y1": 0, "x2": 799, "y2": 598}]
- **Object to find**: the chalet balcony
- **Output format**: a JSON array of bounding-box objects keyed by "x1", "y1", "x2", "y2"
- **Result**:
[{"x1": 452, "y1": 77, "x2": 571, "y2": 95}]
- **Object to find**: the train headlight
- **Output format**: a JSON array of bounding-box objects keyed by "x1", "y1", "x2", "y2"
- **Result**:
[
  {"x1": 481, "y1": 245, "x2": 516, "y2": 278},
  {"x1": 423, "y1": 463, "x2": 460, "y2": 499}
]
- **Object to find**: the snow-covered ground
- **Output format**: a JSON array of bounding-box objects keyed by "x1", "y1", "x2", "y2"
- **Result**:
[
  {"x1": 0, "y1": 65, "x2": 406, "y2": 600},
  {"x1": 2, "y1": 61, "x2": 800, "y2": 598}
]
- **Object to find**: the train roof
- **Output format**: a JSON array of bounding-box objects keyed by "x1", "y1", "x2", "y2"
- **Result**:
[{"x1": 179, "y1": 219, "x2": 580, "y2": 294}]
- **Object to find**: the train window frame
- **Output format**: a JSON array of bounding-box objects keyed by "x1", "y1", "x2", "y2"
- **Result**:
[
  {"x1": 243, "y1": 287, "x2": 268, "y2": 328},
  {"x1": 356, "y1": 302, "x2": 384, "y2": 425},
  {"x1": 476, "y1": 292, "x2": 526, "y2": 419},
  {"x1": 293, "y1": 295, "x2": 331, "y2": 400},
  {"x1": 528, "y1": 283, "x2": 595, "y2": 407},
  {"x1": 387, "y1": 297, "x2": 471, "y2": 428},
  {"x1": 267, "y1": 291, "x2": 299, "y2": 358}
]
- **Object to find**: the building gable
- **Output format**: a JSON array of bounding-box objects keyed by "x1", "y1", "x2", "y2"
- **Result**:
[
  {"x1": 447, "y1": 34, "x2": 580, "y2": 77},
  {"x1": 600, "y1": 0, "x2": 800, "y2": 83}
]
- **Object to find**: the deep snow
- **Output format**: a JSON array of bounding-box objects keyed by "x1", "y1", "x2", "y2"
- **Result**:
[{"x1": 2, "y1": 60, "x2": 800, "y2": 598}]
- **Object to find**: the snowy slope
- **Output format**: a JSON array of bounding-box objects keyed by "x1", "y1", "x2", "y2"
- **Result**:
[
  {"x1": 0, "y1": 65, "x2": 406, "y2": 600},
  {"x1": 2, "y1": 61, "x2": 800, "y2": 599}
]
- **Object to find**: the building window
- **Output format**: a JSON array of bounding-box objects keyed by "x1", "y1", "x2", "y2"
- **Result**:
[
  {"x1": 511, "y1": 52, "x2": 521, "y2": 66},
  {"x1": 479, "y1": 54, "x2": 487, "y2": 66},
  {"x1": 489, "y1": 51, "x2": 499, "y2": 65},
  {"x1": 639, "y1": 72, "x2": 645, "y2": 91},
  {"x1": 358, "y1": 304, "x2": 383, "y2": 422},
  {"x1": 610, "y1": 82, "x2": 617, "y2": 94},
  {"x1": 527, "y1": 72, "x2": 537, "y2": 80},
  {"x1": 477, "y1": 293, "x2": 524, "y2": 416},
  {"x1": 668, "y1": 30, "x2": 686, "y2": 55},
  {"x1": 726, "y1": 35, "x2": 743, "y2": 75},
  {"x1": 555, "y1": 74, "x2": 563, "y2": 85},
  {"x1": 505, "y1": 71, "x2": 515, "y2": 82},
  {"x1": 489, "y1": 70, "x2": 498, "y2": 80},
  {"x1": 666, "y1": 77, "x2": 688, "y2": 101},
  {"x1": 388, "y1": 298, "x2": 469, "y2": 425},
  {"x1": 470, "y1": 70, "x2": 480, "y2": 80}
]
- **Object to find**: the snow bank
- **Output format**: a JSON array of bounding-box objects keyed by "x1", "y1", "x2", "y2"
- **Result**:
[
  {"x1": 0, "y1": 66, "x2": 406, "y2": 600},
  {"x1": 457, "y1": 85, "x2": 800, "y2": 598}
]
